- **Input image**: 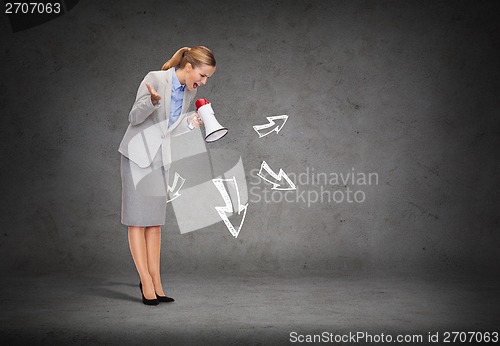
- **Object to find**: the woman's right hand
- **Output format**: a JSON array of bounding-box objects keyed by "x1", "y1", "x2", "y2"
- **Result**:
[{"x1": 145, "y1": 82, "x2": 162, "y2": 105}]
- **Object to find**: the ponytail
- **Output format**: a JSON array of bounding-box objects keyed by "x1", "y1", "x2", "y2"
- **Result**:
[
  {"x1": 161, "y1": 46, "x2": 216, "y2": 71},
  {"x1": 161, "y1": 47, "x2": 190, "y2": 70}
]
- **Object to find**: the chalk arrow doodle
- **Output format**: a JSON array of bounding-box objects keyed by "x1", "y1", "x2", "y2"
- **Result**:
[
  {"x1": 253, "y1": 115, "x2": 289, "y2": 138},
  {"x1": 257, "y1": 161, "x2": 296, "y2": 190},
  {"x1": 166, "y1": 172, "x2": 186, "y2": 204},
  {"x1": 213, "y1": 177, "x2": 248, "y2": 238}
]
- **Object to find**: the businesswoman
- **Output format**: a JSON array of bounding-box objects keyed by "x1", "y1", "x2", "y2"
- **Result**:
[{"x1": 118, "y1": 46, "x2": 216, "y2": 305}]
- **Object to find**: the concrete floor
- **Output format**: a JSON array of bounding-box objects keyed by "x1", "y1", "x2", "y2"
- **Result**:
[{"x1": 1, "y1": 270, "x2": 498, "y2": 345}]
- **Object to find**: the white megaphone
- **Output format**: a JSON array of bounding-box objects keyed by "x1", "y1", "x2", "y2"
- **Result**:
[{"x1": 195, "y1": 98, "x2": 228, "y2": 143}]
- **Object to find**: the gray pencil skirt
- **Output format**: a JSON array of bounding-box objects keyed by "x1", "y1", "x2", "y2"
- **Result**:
[{"x1": 120, "y1": 147, "x2": 169, "y2": 227}]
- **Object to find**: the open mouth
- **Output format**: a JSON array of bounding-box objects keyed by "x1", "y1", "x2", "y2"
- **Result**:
[{"x1": 193, "y1": 82, "x2": 199, "y2": 89}]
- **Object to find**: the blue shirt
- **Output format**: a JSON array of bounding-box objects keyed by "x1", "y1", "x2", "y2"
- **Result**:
[{"x1": 168, "y1": 66, "x2": 185, "y2": 128}]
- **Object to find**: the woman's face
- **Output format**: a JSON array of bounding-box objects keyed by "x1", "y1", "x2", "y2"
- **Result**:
[{"x1": 183, "y1": 63, "x2": 216, "y2": 91}]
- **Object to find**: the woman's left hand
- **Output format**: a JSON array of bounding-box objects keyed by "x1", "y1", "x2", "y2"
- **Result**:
[{"x1": 187, "y1": 112, "x2": 204, "y2": 128}]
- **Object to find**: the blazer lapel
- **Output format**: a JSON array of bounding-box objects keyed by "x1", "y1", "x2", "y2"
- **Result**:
[
  {"x1": 181, "y1": 87, "x2": 195, "y2": 115},
  {"x1": 154, "y1": 69, "x2": 173, "y2": 137},
  {"x1": 163, "y1": 68, "x2": 173, "y2": 121}
]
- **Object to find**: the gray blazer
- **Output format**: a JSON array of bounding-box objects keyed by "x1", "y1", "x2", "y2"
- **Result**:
[{"x1": 118, "y1": 68, "x2": 197, "y2": 169}]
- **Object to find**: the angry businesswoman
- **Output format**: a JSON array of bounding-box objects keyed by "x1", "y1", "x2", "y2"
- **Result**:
[{"x1": 118, "y1": 46, "x2": 216, "y2": 305}]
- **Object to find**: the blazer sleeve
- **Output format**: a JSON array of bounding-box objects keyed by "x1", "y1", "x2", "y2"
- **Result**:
[
  {"x1": 170, "y1": 111, "x2": 197, "y2": 137},
  {"x1": 128, "y1": 72, "x2": 161, "y2": 126}
]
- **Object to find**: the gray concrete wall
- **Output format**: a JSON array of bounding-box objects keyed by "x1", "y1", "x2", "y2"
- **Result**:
[{"x1": 1, "y1": 0, "x2": 498, "y2": 275}]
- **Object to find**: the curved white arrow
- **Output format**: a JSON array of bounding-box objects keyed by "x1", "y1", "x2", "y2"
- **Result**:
[
  {"x1": 257, "y1": 161, "x2": 296, "y2": 190},
  {"x1": 212, "y1": 177, "x2": 248, "y2": 238},
  {"x1": 253, "y1": 115, "x2": 289, "y2": 138},
  {"x1": 166, "y1": 172, "x2": 186, "y2": 203}
]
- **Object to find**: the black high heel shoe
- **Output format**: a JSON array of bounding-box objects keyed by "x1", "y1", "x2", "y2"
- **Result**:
[
  {"x1": 139, "y1": 282, "x2": 159, "y2": 306},
  {"x1": 155, "y1": 293, "x2": 175, "y2": 303}
]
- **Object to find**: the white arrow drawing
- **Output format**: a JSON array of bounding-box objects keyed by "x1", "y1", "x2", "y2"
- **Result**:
[
  {"x1": 166, "y1": 172, "x2": 186, "y2": 203},
  {"x1": 212, "y1": 177, "x2": 248, "y2": 238},
  {"x1": 253, "y1": 115, "x2": 289, "y2": 138},
  {"x1": 257, "y1": 161, "x2": 296, "y2": 190}
]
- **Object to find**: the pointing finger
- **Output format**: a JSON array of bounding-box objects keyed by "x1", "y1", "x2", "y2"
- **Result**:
[{"x1": 145, "y1": 82, "x2": 157, "y2": 95}]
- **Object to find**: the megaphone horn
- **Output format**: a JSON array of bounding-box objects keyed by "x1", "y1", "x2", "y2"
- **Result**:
[{"x1": 196, "y1": 98, "x2": 228, "y2": 143}]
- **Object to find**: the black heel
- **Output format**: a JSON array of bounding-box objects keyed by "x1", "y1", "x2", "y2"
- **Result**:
[
  {"x1": 139, "y1": 282, "x2": 159, "y2": 306},
  {"x1": 156, "y1": 293, "x2": 175, "y2": 303}
]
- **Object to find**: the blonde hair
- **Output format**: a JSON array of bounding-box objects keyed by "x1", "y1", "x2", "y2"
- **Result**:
[{"x1": 161, "y1": 46, "x2": 216, "y2": 71}]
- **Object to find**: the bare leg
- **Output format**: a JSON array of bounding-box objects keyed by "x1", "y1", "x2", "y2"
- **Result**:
[
  {"x1": 145, "y1": 226, "x2": 165, "y2": 296},
  {"x1": 128, "y1": 226, "x2": 156, "y2": 299}
]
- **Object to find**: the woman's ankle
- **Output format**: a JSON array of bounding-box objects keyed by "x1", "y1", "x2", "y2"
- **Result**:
[{"x1": 149, "y1": 276, "x2": 165, "y2": 294}]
